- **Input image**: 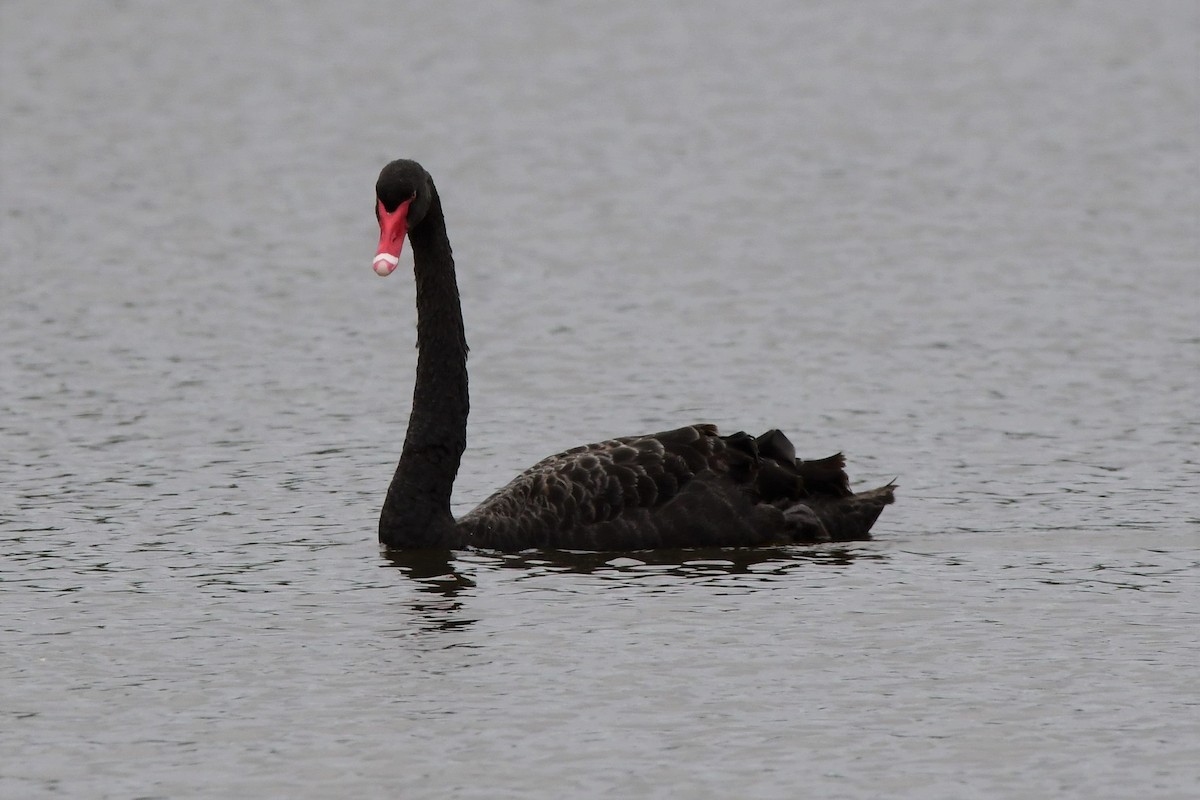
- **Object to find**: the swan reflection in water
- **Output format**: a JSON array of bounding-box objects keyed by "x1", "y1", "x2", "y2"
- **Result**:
[
  {"x1": 379, "y1": 547, "x2": 886, "y2": 640},
  {"x1": 381, "y1": 545, "x2": 886, "y2": 598}
]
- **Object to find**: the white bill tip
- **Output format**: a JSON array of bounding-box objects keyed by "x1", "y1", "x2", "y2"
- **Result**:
[{"x1": 373, "y1": 253, "x2": 399, "y2": 276}]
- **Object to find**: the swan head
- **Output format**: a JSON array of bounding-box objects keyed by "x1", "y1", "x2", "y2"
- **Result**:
[{"x1": 373, "y1": 159, "x2": 433, "y2": 276}]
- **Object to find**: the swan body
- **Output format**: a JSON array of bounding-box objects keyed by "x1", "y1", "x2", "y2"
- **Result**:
[{"x1": 372, "y1": 159, "x2": 895, "y2": 551}]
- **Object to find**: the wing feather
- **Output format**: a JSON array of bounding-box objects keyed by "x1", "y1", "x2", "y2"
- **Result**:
[{"x1": 457, "y1": 424, "x2": 892, "y2": 549}]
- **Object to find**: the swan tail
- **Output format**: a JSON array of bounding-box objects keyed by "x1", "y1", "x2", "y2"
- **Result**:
[
  {"x1": 781, "y1": 482, "x2": 897, "y2": 542},
  {"x1": 722, "y1": 428, "x2": 895, "y2": 542}
]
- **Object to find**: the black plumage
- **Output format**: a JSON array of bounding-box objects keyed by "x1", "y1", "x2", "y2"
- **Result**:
[
  {"x1": 372, "y1": 159, "x2": 895, "y2": 552},
  {"x1": 458, "y1": 425, "x2": 894, "y2": 550}
]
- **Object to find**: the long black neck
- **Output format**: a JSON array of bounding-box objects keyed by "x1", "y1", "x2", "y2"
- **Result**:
[{"x1": 379, "y1": 185, "x2": 469, "y2": 549}]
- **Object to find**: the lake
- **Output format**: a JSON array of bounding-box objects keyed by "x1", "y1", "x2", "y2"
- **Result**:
[{"x1": 1, "y1": 2, "x2": 1197, "y2": 798}]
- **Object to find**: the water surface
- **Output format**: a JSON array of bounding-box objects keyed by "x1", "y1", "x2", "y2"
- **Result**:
[{"x1": 2, "y1": 2, "x2": 1197, "y2": 798}]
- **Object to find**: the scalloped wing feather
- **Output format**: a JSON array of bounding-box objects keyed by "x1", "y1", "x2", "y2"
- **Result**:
[{"x1": 456, "y1": 425, "x2": 894, "y2": 550}]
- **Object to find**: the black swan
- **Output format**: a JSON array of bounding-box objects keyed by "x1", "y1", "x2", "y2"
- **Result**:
[{"x1": 372, "y1": 159, "x2": 895, "y2": 551}]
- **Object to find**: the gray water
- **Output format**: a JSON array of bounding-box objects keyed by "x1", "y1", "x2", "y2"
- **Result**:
[{"x1": 2, "y1": 2, "x2": 1198, "y2": 798}]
